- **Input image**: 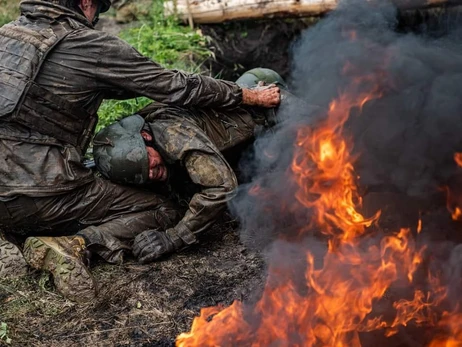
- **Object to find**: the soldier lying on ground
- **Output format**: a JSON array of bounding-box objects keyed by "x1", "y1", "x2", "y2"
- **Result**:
[
  {"x1": 0, "y1": 0, "x2": 280, "y2": 302},
  {"x1": 92, "y1": 68, "x2": 289, "y2": 264}
]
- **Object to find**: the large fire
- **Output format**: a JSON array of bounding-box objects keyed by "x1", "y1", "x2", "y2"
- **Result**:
[{"x1": 176, "y1": 75, "x2": 461, "y2": 347}]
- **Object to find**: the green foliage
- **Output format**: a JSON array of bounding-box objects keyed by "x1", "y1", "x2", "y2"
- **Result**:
[
  {"x1": 0, "y1": 322, "x2": 11, "y2": 344},
  {"x1": 0, "y1": 0, "x2": 18, "y2": 26},
  {"x1": 96, "y1": 1, "x2": 213, "y2": 131}
]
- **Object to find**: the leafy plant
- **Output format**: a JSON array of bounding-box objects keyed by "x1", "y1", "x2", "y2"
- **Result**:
[
  {"x1": 0, "y1": 322, "x2": 12, "y2": 344},
  {"x1": 96, "y1": 1, "x2": 213, "y2": 131}
]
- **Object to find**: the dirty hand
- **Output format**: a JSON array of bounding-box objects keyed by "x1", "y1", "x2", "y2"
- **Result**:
[
  {"x1": 133, "y1": 229, "x2": 179, "y2": 263},
  {"x1": 242, "y1": 84, "x2": 281, "y2": 108}
]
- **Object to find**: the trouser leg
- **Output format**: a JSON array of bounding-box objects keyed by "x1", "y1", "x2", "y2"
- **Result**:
[
  {"x1": 0, "y1": 177, "x2": 182, "y2": 263},
  {"x1": 78, "y1": 205, "x2": 181, "y2": 263}
]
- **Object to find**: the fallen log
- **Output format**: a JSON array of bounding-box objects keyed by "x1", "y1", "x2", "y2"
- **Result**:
[{"x1": 164, "y1": 0, "x2": 462, "y2": 24}]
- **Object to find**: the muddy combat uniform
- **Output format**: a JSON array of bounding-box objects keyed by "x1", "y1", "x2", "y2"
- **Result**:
[
  {"x1": 94, "y1": 104, "x2": 270, "y2": 263},
  {"x1": 93, "y1": 68, "x2": 288, "y2": 262},
  {"x1": 0, "y1": 1, "x2": 244, "y2": 299},
  {"x1": 145, "y1": 103, "x2": 269, "y2": 239}
]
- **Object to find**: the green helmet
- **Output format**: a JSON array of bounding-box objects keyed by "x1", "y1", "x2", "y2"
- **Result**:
[
  {"x1": 93, "y1": 115, "x2": 149, "y2": 185},
  {"x1": 99, "y1": 0, "x2": 112, "y2": 13},
  {"x1": 235, "y1": 68, "x2": 288, "y2": 90}
]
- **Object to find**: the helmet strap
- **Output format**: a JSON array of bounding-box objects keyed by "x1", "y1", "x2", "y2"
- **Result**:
[{"x1": 92, "y1": 1, "x2": 104, "y2": 26}]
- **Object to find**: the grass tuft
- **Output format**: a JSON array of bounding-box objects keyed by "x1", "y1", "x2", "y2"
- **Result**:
[{"x1": 96, "y1": 2, "x2": 214, "y2": 131}]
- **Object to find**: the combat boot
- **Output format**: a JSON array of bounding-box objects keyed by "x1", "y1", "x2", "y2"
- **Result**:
[
  {"x1": 0, "y1": 237, "x2": 29, "y2": 279},
  {"x1": 23, "y1": 236, "x2": 96, "y2": 302}
]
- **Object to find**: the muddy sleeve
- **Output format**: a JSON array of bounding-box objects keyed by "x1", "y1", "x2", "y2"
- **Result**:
[
  {"x1": 173, "y1": 151, "x2": 238, "y2": 236},
  {"x1": 95, "y1": 33, "x2": 243, "y2": 108}
]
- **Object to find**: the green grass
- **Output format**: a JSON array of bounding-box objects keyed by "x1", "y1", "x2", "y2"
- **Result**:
[
  {"x1": 96, "y1": 1, "x2": 214, "y2": 130},
  {"x1": 0, "y1": 321, "x2": 12, "y2": 344},
  {"x1": 0, "y1": 0, "x2": 18, "y2": 26}
]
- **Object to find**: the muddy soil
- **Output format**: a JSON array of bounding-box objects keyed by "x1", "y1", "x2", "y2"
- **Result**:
[
  {"x1": 200, "y1": 18, "x2": 318, "y2": 81},
  {"x1": 0, "y1": 213, "x2": 266, "y2": 346},
  {"x1": 1, "y1": 196, "x2": 461, "y2": 346},
  {"x1": 199, "y1": 6, "x2": 462, "y2": 81}
]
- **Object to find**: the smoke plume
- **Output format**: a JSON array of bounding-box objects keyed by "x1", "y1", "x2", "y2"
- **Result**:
[{"x1": 231, "y1": 0, "x2": 462, "y2": 248}]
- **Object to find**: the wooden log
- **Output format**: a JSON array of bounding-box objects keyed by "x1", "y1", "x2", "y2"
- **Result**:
[{"x1": 164, "y1": 0, "x2": 462, "y2": 24}]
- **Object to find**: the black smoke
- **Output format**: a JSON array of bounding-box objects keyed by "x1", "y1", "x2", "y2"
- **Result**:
[
  {"x1": 227, "y1": 2, "x2": 462, "y2": 343},
  {"x1": 231, "y1": 0, "x2": 462, "y2": 248}
]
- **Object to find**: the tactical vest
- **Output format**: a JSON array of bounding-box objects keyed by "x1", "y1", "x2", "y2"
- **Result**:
[{"x1": 0, "y1": 16, "x2": 97, "y2": 154}]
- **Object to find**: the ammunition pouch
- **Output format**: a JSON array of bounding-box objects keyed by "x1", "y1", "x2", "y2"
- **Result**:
[
  {"x1": 14, "y1": 82, "x2": 97, "y2": 153},
  {"x1": 0, "y1": 17, "x2": 97, "y2": 154}
]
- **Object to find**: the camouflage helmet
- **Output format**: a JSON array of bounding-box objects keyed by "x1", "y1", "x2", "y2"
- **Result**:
[
  {"x1": 93, "y1": 115, "x2": 149, "y2": 185},
  {"x1": 235, "y1": 67, "x2": 288, "y2": 90}
]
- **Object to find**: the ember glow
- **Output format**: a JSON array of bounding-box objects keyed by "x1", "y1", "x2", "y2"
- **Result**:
[
  {"x1": 454, "y1": 153, "x2": 462, "y2": 168},
  {"x1": 176, "y1": 78, "x2": 461, "y2": 345},
  {"x1": 444, "y1": 153, "x2": 462, "y2": 221}
]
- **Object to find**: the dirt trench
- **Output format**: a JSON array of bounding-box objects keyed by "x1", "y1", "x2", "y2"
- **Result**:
[{"x1": 199, "y1": 5, "x2": 462, "y2": 81}]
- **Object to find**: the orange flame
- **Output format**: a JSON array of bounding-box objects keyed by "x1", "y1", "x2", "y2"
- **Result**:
[
  {"x1": 452, "y1": 207, "x2": 462, "y2": 221},
  {"x1": 454, "y1": 153, "x2": 462, "y2": 168},
  {"x1": 291, "y1": 86, "x2": 381, "y2": 242},
  {"x1": 176, "y1": 77, "x2": 459, "y2": 347},
  {"x1": 444, "y1": 184, "x2": 462, "y2": 221},
  {"x1": 428, "y1": 311, "x2": 462, "y2": 347},
  {"x1": 445, "y1": 153, "x2": 462, "y2": 220}
]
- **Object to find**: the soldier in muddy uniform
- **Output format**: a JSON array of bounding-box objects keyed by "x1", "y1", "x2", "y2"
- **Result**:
[
  {"x1": 93, "y1": 68, "x2": 288, "y2": 264},
  {"x1": 0, "y1": 0, "x2": 280, "y2": 301}
]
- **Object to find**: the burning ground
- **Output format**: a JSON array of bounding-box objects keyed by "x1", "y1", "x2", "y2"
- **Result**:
[
  {"x1": 178, "y1": 0, "x2": 462, "y2": 345},
  {"x1": 1, "y1": 206, "x2": 461, "y2": 346},
  {"x1": 3, "y1": 1, "x2": 462, "y2": 346}
]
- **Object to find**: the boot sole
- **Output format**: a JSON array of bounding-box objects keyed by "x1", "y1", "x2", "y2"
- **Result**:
[
  {"x1": 0, "y1": 240, "x2": 28, "y2": 279},
  {"x1": 23, "y1": 237, "x2": 97, "y2": 302}
]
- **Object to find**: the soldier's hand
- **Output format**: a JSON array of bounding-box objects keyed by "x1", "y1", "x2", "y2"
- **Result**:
[
  {"x1": 242, "y1": 84, "x2": 281, "y2": 108},
  {"x1": 132, "y1": 229, "x2": 176, "y2": 263}
]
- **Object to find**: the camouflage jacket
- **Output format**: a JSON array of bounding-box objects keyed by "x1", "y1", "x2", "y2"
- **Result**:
[
  {"x1": 0, "y1": 1, "x2": 242, "y2": 198},
  {"x1": 140, "y1": 103, "x2": 265, "y2": 237}
]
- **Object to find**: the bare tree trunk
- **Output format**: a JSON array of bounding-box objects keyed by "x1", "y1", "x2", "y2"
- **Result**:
[{"x1": 164, "y1": 0, "x2": 462, "y2": 24}]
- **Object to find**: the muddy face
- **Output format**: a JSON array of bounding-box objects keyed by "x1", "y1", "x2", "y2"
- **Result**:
[{"x1": 146, "y1": 146, "x2": 168, "y2": 182}]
